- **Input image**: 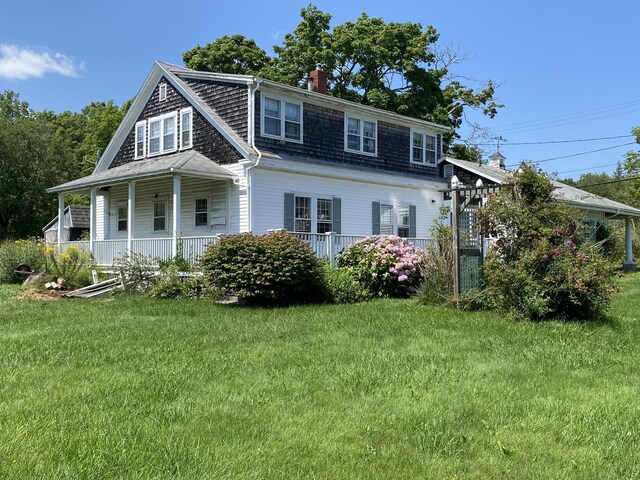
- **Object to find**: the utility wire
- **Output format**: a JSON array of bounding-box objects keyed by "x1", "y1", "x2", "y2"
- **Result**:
[
  {"x1": 505, "y1": 141, "x2": 637, "y2": 167},
  {"x1": 579, "y1": 176, "x2": 640, "y2": 188},
  {"x1": 472, "y1": 134, "x2": 634, "y2": 146},
  {"x1": 555, "y1": 162, "x2": 621, "y2": 175}
]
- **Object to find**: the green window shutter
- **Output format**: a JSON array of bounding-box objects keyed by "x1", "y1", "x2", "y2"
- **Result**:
[
  {"x1": 409, "y1": 204, "x2": 417, "y2": 238},
  {"x1": 284, "y1": 193, "x2": 295, "y2": 231},
  {"x1": 372, "y1": 201, "x2": 381, "y2": 235},
  {"x1": 332, "y1": 197, "x2": 341, "y2": 234}
]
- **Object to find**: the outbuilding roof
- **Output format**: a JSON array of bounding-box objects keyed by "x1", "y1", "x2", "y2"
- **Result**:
[{"x1": 444, "y1": 157, "x2": 640, "y2": 218}]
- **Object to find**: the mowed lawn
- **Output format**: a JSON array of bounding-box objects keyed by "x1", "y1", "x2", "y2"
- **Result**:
[{"x1": 1, "y1": 277, "x2": 640, "y2": 479}]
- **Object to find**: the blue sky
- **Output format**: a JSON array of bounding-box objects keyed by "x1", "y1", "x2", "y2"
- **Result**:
[{"x1": 1, "y1": 0, "x2": 639, "y2": 178}]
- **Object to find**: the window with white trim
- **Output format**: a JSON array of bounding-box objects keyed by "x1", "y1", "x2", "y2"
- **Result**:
[
  {"x1": 380, "y1": 204, "x2": 394, "y2": 235},
  {"x1": 261, "y1": 95, "x2": 302, "y2": 142},
  {"x1": 159, "y1": 83, "x2": 167, "y2": 101},
  {"x1": 397, "y1": 206, "x2": 410, "y2": 237},
  {"x1": 345, "y1": 115, "x2": 376, "y2": 155},
  {"x1": 295, "y1": 196, "x2": 312, "y2": 233},
  {"x1": 316, "y1": 198, "x2": 333, "y2": 234},
  {"x1": 135, "y1": 121, "x2": 146, "y2": 159},
  {"x1": 180, "y1": 108, "x2": 192, "y2": 149},
  {"x1": 411, "y1": 130, "x2": 437, "y2": 165},
  {"x1": 194, "y1": 196, "x2": 209, "y2": 227},
  {"x1": 117, "y1": 205, "x2": 127, "y2": 232},
  {"x1": 153, "y1": 201, "x2": 167, "y2": 232},
  {"x1": 147, "y1": 112, "x2": 177, "y2": 156}
]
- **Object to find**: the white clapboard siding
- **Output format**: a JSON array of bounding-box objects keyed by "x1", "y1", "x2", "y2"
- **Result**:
[
  {"x1": 96, "y1": 195, "x2": 105, "y2": 240},
  {"x1": 250, "y1": 168, "x2": 444, "y2": 236},
  {"x1": 224, "y1": 163, "x2": 248, "y2": 233},
  {"x1": 99, "y1": 176, "x2": 231, "y2": 239}
]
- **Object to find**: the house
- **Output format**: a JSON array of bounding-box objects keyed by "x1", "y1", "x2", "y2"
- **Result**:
[
  {"x1": 47, "y1": 62, "x2": 449, "y2": 265},
  {"x1": 441, "y1": 153, "x2": 640, "y2": 271},
  {"x1": 42, "y1": 206, "x2": 90, "y2": 244}
]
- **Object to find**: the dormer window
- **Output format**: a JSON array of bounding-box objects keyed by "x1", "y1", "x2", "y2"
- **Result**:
[
  {"x1": 345, "y1": 115, "x2": 377, "y2": 155},
  {"x1": 159, "y1": 83, "x2": 167, "y2": 101},
  {"x1": 261, "y1": 95, "x2": 302, "y2": 142},
  {"x1": 411, "y1": 130, "x2": 437, "y2": 165}
]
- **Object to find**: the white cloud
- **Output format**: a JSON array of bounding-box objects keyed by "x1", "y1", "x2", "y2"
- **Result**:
[{"x1": 0, "y1": 44, "x2": 82, "y2": 80}]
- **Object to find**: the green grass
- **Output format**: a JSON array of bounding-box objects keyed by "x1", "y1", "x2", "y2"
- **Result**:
[{"x1": 1, "y1": 278, "x2": 640, "y2": 479}]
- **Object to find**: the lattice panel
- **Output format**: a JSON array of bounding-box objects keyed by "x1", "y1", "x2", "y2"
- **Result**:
[
  {"x1": 460, "y1": 255, "x2": 481, "y2": 293},
  {"x1": 459, "y1": 205, "x2": 480, "y2": 249}
]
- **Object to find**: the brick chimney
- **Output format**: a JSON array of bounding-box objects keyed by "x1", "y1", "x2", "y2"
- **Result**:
[{"x1": 309, "y1": 64, "x2": 328, "y2": 94}]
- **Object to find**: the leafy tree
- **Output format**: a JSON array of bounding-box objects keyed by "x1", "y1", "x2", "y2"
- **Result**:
[
  {"x1": 183, "y1": 35, "x2": 271, "y2": 76},
  {"x1": 623, "y1": 127, "x2": 640, "y2": 205},
  {"x1": 182, "y1": 4, "x2": 502, "y2": 151}
]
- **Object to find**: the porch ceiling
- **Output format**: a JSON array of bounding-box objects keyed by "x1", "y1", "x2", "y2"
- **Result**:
[{"x1": 47, "y1": 151, "x2": 238, "y2": 194}]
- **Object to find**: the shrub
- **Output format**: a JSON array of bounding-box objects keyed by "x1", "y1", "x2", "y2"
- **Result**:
[
  {"x1": 149, "y1": 263, "x2": 224, "y2": 300},
  {"x1": 114, "y1": 252, "x2": 157, "y2": 293},
  {"x1": 321, "y1": 264, "x2": 371, "y2": 304},
  {"x1": 477, "y1": 163, "x2": 619, "y2": 321},
  {"x1": 416, "y1": 207, "x2": 455, "y2": 306},
  {"x1": 46, "y1": 245, "x2": 94, "y2": 290},
  {"x1": 200, "y1": 232, "x2": 327, "y2": 305},
  {"x1": 0, "y1": 238, "x2": 47, "y2": 284},
  {"x1": 336, "y1": 235, "x2": 424, "y2": 298}
]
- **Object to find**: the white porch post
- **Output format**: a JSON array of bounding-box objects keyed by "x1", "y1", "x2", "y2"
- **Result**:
[
  {"x1": 172, "y1": 174, "x2": 181, "y2": 257},
  {"x1": 624, "y1": 217, "x2": 636, "y2": 272},
  {"x1": 89, "y1": 188, "x2": 97, "y2": 254},
  {"x1": 127, "y1": 181, "x2": 136, "y2": 255},
  {"x1": 57, "y1": 193, "x2": 64, "y2": 251}
]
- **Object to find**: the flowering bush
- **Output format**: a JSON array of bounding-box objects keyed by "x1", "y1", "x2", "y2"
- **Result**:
[
  {"x1": 336, "y1": 235, "x2": 425, "y2": 297},
  {"x1": 46, "y1": 245, "x2": 94, "y2": 289}
]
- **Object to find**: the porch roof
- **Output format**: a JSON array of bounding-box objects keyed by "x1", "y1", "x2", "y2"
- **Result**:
[
  {"x1": 47, "y1": 151, "x2": 238, "y2": 194},
  {"x1": 445, "y1": 157, "x2": 640, "y2": 219}
]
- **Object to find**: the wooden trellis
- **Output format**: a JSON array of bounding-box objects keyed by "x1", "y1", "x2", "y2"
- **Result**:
[{"x1": 450, "y1": 185, "x2": 500, "y2": 300}]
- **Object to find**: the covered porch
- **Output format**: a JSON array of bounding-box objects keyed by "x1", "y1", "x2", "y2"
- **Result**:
[{"x1": 48, "y1": 151, "x2": 239, "y2": 266}]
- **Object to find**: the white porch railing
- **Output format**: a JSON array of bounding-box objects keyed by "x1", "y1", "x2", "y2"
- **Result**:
[{"x1": 54, "y1": 233, "x2": 432, "y2": 267}]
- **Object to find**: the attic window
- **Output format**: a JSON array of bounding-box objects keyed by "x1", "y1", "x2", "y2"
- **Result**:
[
  {"x1": 147, "y1": 112, "x2": 177, "y2": 156},
  {"x1": 159, "y1": 83, "x2": 167, "y2": 101},
  {"x1": 411, "y1": 130, "x2": 437, "y2": 165},
  {"x1": 135, "y1": 121, "x2": 146, "y2": 159},
  {"x1": 444, "y1": 164, "x2": 454, "y2": 178},
  {"x1": 180, "y1": 108, "x2": 192, "y2": 150},
  {"x1": 261, "y1": 95, "x2": 303, "y2": 142}
]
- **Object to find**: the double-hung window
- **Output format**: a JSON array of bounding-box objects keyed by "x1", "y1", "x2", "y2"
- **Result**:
[
  {"x1": 345, "y1": 115, "x2": 376, "y2": 155},
  {"x1": 397, "y1": 206, "x2": 410, "y2": 237},
  {"x1": 148, "y1": 112, "x2": 177, "y2": 156},
  {"x1": 117, "y1": 205, "x2": 128, "y2": 232},
  {"x1": 153, "y1": 201, "x2": 167, "y2": 232},
  {"x1": 262, "y1": 95, "x2": 302, "y2": 142},
  {"x1": 180, "y1": 108, "x2": 192, "y2": 149},
  {"x1": 316, "y1": 198, "x2": 333, "y2": 234},
  {"x1": 194, "y1": 197, "x2": 208, "y2": 227},
  {"x1": 295, "y1": 196, "x2": 312, "y2": 233},
  {"x1": 293, "y1": 196, "x2": 333, "y2": 234},
  {"x1": 411, "y1": 130, "x2": 437, "y2": 165},
  {"x1": 135, "y1": 121, "x2": 146, "y2": 159}
]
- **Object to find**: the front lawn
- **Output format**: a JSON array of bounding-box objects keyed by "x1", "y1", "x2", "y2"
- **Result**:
[{"x1": 1, "y1": 277, "x2": 639, "y2": 479}]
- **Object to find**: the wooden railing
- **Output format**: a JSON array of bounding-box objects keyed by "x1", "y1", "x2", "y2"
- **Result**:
[{"x1": 54, "y1": 233, "x2": 432, "y2": 266}]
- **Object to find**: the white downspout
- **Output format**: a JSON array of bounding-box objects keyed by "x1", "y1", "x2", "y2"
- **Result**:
[{"x1": 246, "y1": 79, "x2": 264, "y2": 233}]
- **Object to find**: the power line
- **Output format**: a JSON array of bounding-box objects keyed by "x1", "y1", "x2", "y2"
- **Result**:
[
  {"x1": 555, "y1": 162, "x2": 621, "y2": 175},
  {"x1": 473, "y1": 134, "x2": 634, "y2": 146},
  {"x1": 579, "y1": 176, "x2": 640, "y2": 188},
  {"x1": 505, "y1": 141, "x2": 637, "y2": 167}
]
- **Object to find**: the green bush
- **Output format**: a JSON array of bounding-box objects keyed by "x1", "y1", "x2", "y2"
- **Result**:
[
  {"x1": 200, "y1": 232, "x2": 326, "y2": 305},
  {"x1": 321, "y1": 264, "x2": 371, "y2": 304},
  {"x1": 416, "y1": 207, "x2": 455, "y2": 306},
  {"x1": 0, "y1": 239, "x2": 47, "y2": 284},
  {"x1": 46, "y1": 245, "x2": 95, "y2": 290},
  {"x1": 149, "y1": 264, "x2": 224, "y2": 300},
  {"x1": 114, "y1": 252, "x2": 156, "y2": 293},
  {"x1": 336, "y1": 235, "x2": 425, "y2": 298},
  {"x1": 478, "y1": 163, "x2": 619, "y2": 321}
]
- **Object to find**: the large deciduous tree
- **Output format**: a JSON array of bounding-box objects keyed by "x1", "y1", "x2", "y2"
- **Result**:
[{"x1": 183, "y1": 5, "x2": 502, "y2": 153}]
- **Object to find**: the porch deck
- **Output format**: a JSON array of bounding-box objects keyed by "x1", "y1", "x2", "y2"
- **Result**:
[{"x1": 57, "y1": 233, "x2": 435, "y2": 266}]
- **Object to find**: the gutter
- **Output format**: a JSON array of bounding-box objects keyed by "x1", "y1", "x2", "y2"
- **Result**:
[{"x1": 246, "y1": 78, "x2": 264, "y2": 232}]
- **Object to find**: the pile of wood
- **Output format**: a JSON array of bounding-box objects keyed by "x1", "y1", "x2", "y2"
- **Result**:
[
  {"x1": 62, "y1": 277, "x2": 124, "y2": 298},
  {"x1": 45, "y1": 277, "x2": 66, "y2": 291}
]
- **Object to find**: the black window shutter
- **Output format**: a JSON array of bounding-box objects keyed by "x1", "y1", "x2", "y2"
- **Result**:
[
  {"x1": 409, "y1": 205, "x2": 417, "y2": 238},
  {"x1": 332, "y1": 197, "x2": 341, "y2": 234},
  {"x1": 372, "y1": 201, "x2": 381, "y2": 235},
  {"x1": 284, "y1": 193, "x2": 295, "y2": 231}
]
